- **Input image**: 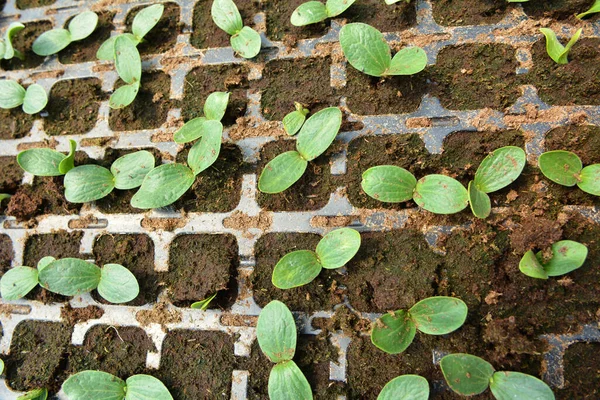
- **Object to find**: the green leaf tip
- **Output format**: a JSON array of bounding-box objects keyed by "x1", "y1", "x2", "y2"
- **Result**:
[
  {"x1": 377, "y1": 375, "x2": 429, "y2": 400},
  {"x1": 191, "y1": 292, "x2": 218, "y2": 310},
  {"x1": 540, "y1": 27, "x2": 582, "y2": 64},
  {"x1": 577, "y1": 0, "x2": 600, "y2": 19}
]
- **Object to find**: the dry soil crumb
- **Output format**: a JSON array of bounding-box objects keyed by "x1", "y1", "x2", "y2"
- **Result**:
[
  {"x1": 141, "y1": 217, "x2": 187, "y2": 231},
  {"x1": 406, "y1": 117, "x2": 432, "y2": 128},
  {"x1": 136, "y1": 300, "x2": 182, "y2": 329},
  {"x1": 222, "y1": 210, "x2": 273, "y2": 231},
  {"x1": 310, "y1": 215, "x2": 353, "y2": 228},
  {"x1": 228, "y1": 117, "x2": 285, "y2": 141},
  {"x1": 16, "y1": 138, "x2": 59, "y2": 151},
  {"x1": 61, "y1": 304, "x2": 104, "y2": 325}
]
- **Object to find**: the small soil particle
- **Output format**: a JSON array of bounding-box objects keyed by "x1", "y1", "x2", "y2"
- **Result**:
[
  {"x1": 60, "y1": 304, "x2": 104, "y2": 325},
  {"x1": 125, "y1": 2, "x2": 182, "y2": 55},
  {"x1": 432, "y1": 0, "x2": 509, "y2": 26},
  {"x1": 0, "y1": 109, "x2": 35, "y2": 139},
  {"x1": 58, "y1": 11, "x2": 115, "y2": 64},
  {"x1": 560, "y1": 342, "x2": 600, "y2": 399},
  {"x1": 343, "y1": 0, "x2": 417, "y2": 32},
  {"x1": 15, "y1": 0, "x2": 55, "y2": 10},
  {"x1": 264, "y1": 0, "x2": 330, "y2": 42},
  {"x1": 523, "y1": 0, "x2": 599, "y2": 21},
  {"x1": 0, "y1": 234, "x2": 13, "y2": 275},
  {"x1": 1, "y1": 21, "x2": 52, "y2": 70},
  {"x1": 44, "y1": 78, "x2": 104, "y2": 136},
  {"x1": 166, "y1": 234, "x2": 238, "y2": 308}
]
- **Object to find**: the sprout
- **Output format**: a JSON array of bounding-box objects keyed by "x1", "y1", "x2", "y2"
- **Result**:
[
  {"x1": 109, "y1": 35, "x2": 143, "y2": 109},
  {"x1": 272, "y1": 228, "x2": 361, "y2": 289},
  {"x1": 519, "y1": 240, "x2": 588, "y2": 279},
  {"x1": 339, "y1": 23, "x2": 427, "y2": 77},
  {"x1": 538, "y1": 150, "x2": 600, "y2": 196},
  {"x1": 259, "y1": 107, "x2": 342, "y2": 194},
  {"x1": 539, "y1": 27, "x2": 582, "y2": 64},
  {"x1": 290, "y1": 0, "x2": 356, "y2": 26},
  {"x1": 371, "y1": 296, "x2": 468, "y2": 354},
  {"x1": 377, "y1": 375, "x2": 429, "y2": 400},
  {"x1": 211, "y1": 0, "x2": 261, "y2": 59},
  {"x1": 191, "y1": 292, "x2": 218, "y2": 310},
  {"x1": 577, "y1": 0, "x2": 600, "y2": 19},
  {"x1": 256, "y1": 300, "x2": 312, "y2": 400},
  {"x1": 440, "y1": 353, "x2": 555, "y2": 399},
  {"x1": 283, "y1": 102, "x2": 309, "y2": 136},
  {"x1": 0, "y1": 256, "x2": 140, "y2": 304},
  {"x1": 62, "y1": 371, "x2": 173, "y2": 400},
  {"x1": 0, "y1": 22, "x2": 25, "y2": 60},
  {"x1": 17, "y1": 388, "x2": 48, "y2": 400},
  {"x1": 32, "y1": 11, "x2": 98, "y2": 56},
  {"x1": 0, "y1": 80, "x2": 48, "y2": 114},
  {"x1": 17, "y1": 139, "x2": 76, "y2": 176}
]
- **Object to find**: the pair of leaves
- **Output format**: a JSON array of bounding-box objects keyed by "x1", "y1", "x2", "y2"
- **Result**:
[
  {"x1": 377, "y1": 375, "x2": 429, "y2": 400},
  {"x1": 539, "y1": 150, "x2": 600, "y2": 196},
  {"x1": 577, "y1": 0, "x2": 600, "y2": 18},
  {"x1": 64, "y1": 150, "x2": 155, "y2": 203},
  {"x1": 212, "y1": 0, "x2": 261, "y2": 58},
  {"x1": 283, "y1": 102, "x2": 309, "y2": 136},
  {"x1": 62, "y1": 371, "x2": 173, "y2": 400},
  {"x1": 540, "y1": 28, "x2": 582, "y2": 64},
  {"x1": 272, "y1": 228, "x2": 361, "y2": 289},
  {"x1": 259, "y1": 107, "x2": 342, "y2": 194},
  {"x1": 0, "y1": 22, "x2": 25, "y2": 60},
  {"x1": 371, "y1": 297, "x2": 468, "y2": 354},
  {"x1": 0, "y1": 80, "x2": 48, "y2": 114},
  {"x1": 291, "y1": 0, "x2": 356, "y2": 26},
  {"x1": 339, "y1": 23, "x2": 427, "y2": 77},
  {"x1": 32, "y1": 11, "x2": 98, "y2": 56},
  {"x1": 109, "y1": 35, "x2": 142, "y2": 109},
  {"x1": 18, "y1": 139, "x2": 76, "y2": 176},
  {"x1": 519, "y1": 240, "x2": 588, "y2": 279},
  {"x1": 440, "y1": 354, "x2": 555, "y2": 399}
]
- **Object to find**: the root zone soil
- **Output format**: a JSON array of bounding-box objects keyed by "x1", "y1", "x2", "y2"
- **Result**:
[{"x1": 1, "y1": 0, "x2": 600, "y2": 399}]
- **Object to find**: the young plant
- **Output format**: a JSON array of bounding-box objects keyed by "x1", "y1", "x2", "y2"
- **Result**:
[
  {"x1": 17, "y1": 139, "x2": 76, "y2": 176},
  {"x1": 212, "y1": 0, "x2": 261, "y2": 59},
  {"x1": 339, "y1": 23, "x2": 427, "y2": 77},
  {"x1": 97, "y1": 4, "x2": 164, "y2": 60},
  {"x1": 291, "y1": 0, "x2": 356, "y2": 26},
  {"x1": 377, "y1": 375, "x2": 429, "y2": 400},
  {"x1": 0, "y1": 80, "x2": 47, "y2": 114},
  {"x1": 283, "y1": 102, "x2": 309, "y2": 136},
  {"x1": 191, "y1": 292, "x2": 218, "y2": 310},
  {"x1": 63, "y1": 370, "x2": 173, "y2": 400},
  {"x1": 17, "y1": 388, "x2": 48, "y2": 400},
  {"x1": 440, "y1": 353, "x2": 554, "y2": 399},
  {"x1": 64, "y1": 150, "x2": 155, "y2": 203},
  {"x1": 272, "y1": 228, "x2": 361, "y2": 289},
  {"x1": 32, "y1": 11, "x2": 98, "y2": 56},
  {"x1": 259, "y1": 107, "x2": 342, "y2": 194},
  {"x1": 538, "y1": 150, "x2": 600, "y2": 196},
  {"x1": 519, "y1": 240, "x2": 588, "y2": 279},
  {"x1": 256, "y1": 300, "x2": 312, "y2": 400},
  {"x1": 0, "y1": 256, "x2": 140, "y2": 303},
  {"x1": 109, "y1": 35, "x2": 143, "y2": 109},
  {"x1": 0, "y1": 22, "x2": 25, "y2": 60},
  {"x1": 540, "y1": 28, "x2": 582, "y2": 64},
  {"x1": 371, "y1": 296, "x2": 468, "y2": 354},
  {"x1": 577, "y1": 0, "x2": 600, "y2": 19},
  {"x1": 468, "y1": 146, "x2": 526, "y2": 219}
]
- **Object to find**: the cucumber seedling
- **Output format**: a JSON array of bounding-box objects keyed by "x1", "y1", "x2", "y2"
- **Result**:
[
  {"x1": 16, "y1": 388, "x2": 48, "y2": 400},
  {"x1": 212, "y1": 0, "x2": 261, "y2": 59},
  {"x1": 440, "y1": 353, "x2": 554, "y2": 399},
  {"x1": 538, "y1": 150, "x2": 600, "y2": 196},
  {"x1": 540, "y1": 28, "x2": 582, "y2": 64},
  {"x1": 0, "y1": 80, "x2": 48, "y2": 114},
  {"x1": 272, "y1": 228, "x2": 361, "y2": 289},
  {"x1": 63, "y1": 370, "x2": 173, "y2": 400},
  {"x1": 257, "y1": 300, "x2": 312, "y2": 400},
  {"x1": 191, "y1": 292, "x2": 218, "y2": 310},
  {"x1": 109, "y1": 35, "x2": 143, "y2": 109},
  {"x1": 577, "y1": 0, "x2": 600, "y2": 19},
  {"x1": 32, "y1": 11, "x2": 98, "y2": 56},
  {"x1": 259, "y1": 107, "x2": 342, "y2": 194},
  {"x1": 0, "y1": 256, "x2": 140, "y2": 304},
  {"x1": 0, "y1": 22, "x2": 25, "y2": 60},
  {"x1": 519, "y1": 240, "x2": 588, "y2": 279},
  {"x1": 378, "y1": 375, "x2": 429, "y2": 400},
  {"x1": 371, "y1": 296, "x2": 468, "y2": 354},
  {"x1": 283, "y1": 102, "x2": 309, "y2": 136},
  {"x1": 340, "y1": 23, "x2": 427, "y2": 77},
  {"x1": 17, "y1": 139, "x2": 76, "y2": 176},
  {"x1": 291, "y1": 0, "x2": 356, "y2": 26}
]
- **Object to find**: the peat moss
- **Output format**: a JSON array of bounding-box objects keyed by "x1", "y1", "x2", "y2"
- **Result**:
[
  {"x1": 264, "y1": 0, "x2": 330, "y2": 42},
  {"x1": 344, "y1": 0, "x2": 417, "y2": 32},
  {"x1": 0, "y1": 109, "x2": 35, "y2": 139},
  {"x1": 0, "y1": 234, "x2": 13, "y2": 275},
  {"x1": 125, "y1": 2, "x2": 181, "y2": 55},
  {"x1": 58, "y1": 11, "x2": 115, "y2": 64},
  {"x1": 15, "y1": 0, "x2": 55, "y2": 10},
  {"x1": 560, "y1": 342, "x2": 600, "y2": 399},
  {"x1": 523, "y1": 0, "x2": 599, "y2": 21},
  {"x1": 0, "y1": 156, "x2": 23, "y2": 195},
  {"x1": 1, "y1": 20, "x2": 51, "y2": 70},
  {"x1": 192, "y1": 0, "x2": 260, "y2": 48},
  {"x1": 545, "y1": 125, "x2": 600, "y2": 165},
  {"x1": 432, "y1": 0, "x2": 509, "y2": 26}
]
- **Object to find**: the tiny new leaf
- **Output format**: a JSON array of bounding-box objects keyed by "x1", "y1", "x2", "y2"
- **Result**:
[
  {"x1": 296, "y1": 107, "x2": 342, "y2": 161},
  {"x1": 257, "y1": 300, "x2": 297, "y2": 363},
  {"x1": 577, "y1": 0, "x2": 600, "y2": 19},
  {"x1": 377, "y1": 375, "x2": 429, "y2": 400},
  {"x1": 97, "y1": 264, "x2": 140, "y2": 304},
  {"x1": 413, "y1": 175, "x2": 469, "y2": 214},
  {"x1": 1, "y1": 22, "x2": 25, "y2": 60},
  {"x1": 371, "y1": 310, "x2": 417, "y2": 354},
  {"x1": 361, "y1": 165, "x2": 417, "y2": 203},
  {"x1": 131, "y1": 163, "x2": 195, "y2": 209},
  {"x1": 258, "y1": 151, "x2": 308, "y2": 194},
  {"x1": 124, "y1": 374, "x2": 174, "y2": 400},
  {"x1": 315, "y1": 227, "x2": 361, "y2": 269},
  {"x1": 0, "y1": 266, "x2": 39, "y2": 300},
  {"x1": 17, "y1": 388, "x2": 48, "y2": 400},
  {"x1": 440, "y1": 353, "x2": 495, "y2": 396},
  {"x1": 191, "y1": 292, "x2": 218, "y2": 310},
  {"x1": 131, "y1": 4, "x2": 165, "y2": 40},
  {"x1": 272, "y1": 250, "x2": 322, "y2": 289},
  {"x1": 283, "y1": 103, "x2": 309, "y2": 136},
  {"x1": 64, "y1": 165, "x2": 115, "y2": 203},
  {"x1": 540, "y1": 28, "x2": 582, "y2": 64},
  {"x1": 268, "y1": 361, "x2": 312, "y2": 400},
  {"x1": 474, "y1": 146, "x2": 526, "y2": 193},
  {"x1": 38, "y1": 258, "x2": 102, "y2": 296},
  {"x1": 111, "y1": 150, "x2": 155, "y2": 190},
  {"x1": 62, "y1": 370, "x2": 126, "y2": 400},
  {"x1": 538, "y1": 150, "x2": 582, "y2": 186},
  {"x1": 490, "y1": 371, "x2": 555, "y2": 400},
  {"x1": 58, "y1": 139, "x2": 77, "y2": 175}
]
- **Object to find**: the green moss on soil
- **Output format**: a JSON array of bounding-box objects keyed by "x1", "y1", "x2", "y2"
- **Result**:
[
  {"x1": 58, "y1": 11, "x2": 115, "y2": 64},
  {"x1": 560, "y1": 342, "x2": 600, "y2": 398},
  {"x1": 125, "y1": 2, "x2": 181, "y2": 55}
]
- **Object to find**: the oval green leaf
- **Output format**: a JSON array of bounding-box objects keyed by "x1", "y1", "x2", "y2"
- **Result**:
[
  {"x1": 283, "y1": 110, "x2": 307, "y2": 136},
  {"x1": 187, "y1": 120, "x2": 223, "y2": 175},
  {"x1": 37, "y1": 256, "x2": 56, "y2": 273},
  {"x1": 316, "y1": 228, "x2": 361, "y2": 269},
  {"x1": 0, "y1": 80, "x2": 25, "y2": 109},
  {"x1": 440, "y1": 353, "x2": 494, "y2": 396},
  {"x1": 115, "y1": 35, "x2": 141, "y2": 85},
  {"x1": 339, "y1": 23, "x2": 391, "y2": 77},
  {"x1": 296, "y1": 107, "x2": 342, "y2": 161},
  {"x1": 17, "y1": 388, "x2": 48, "y2": 400},
  {"x1": 377, "y1": 375, "x2": 429, "y2": 400},
  {"x1": 231, "y1": 26, "x2": 261, "y2": 59},
  {"x1": 371, "y1": 310, "x2": 417, "y2": 354},
  {"x1": 132, "y1": 4, "x2": 164, "y2": 40},
  {"x1": 538, "y1": 150, "x2": 582, "y2": 187},
  {"x1": 0, "y1": 358, "x2": 3, "y2": 374},
  {"x1": 204, "y1": 91, "x2": 230, "y2": 121},
  {"x1": 23, "y1": 84, "x2": 48, "y2": 115},
  {"x1": 68, "y1": 11, "x2": 99, "y2": 41},
  {"x1": 212, "y1": 0, "x2": 243, "y2": 35},
  {"x1": 97, "y1": 263, "x2": 140, "y2": 304},
  {"x1": 96, "y1": 33, "x2": 137, "y2": 61},
  {"x1": 468, "y1": 181, "x2": 491, "y2": 219},
  {"x1": 272, "y1": 250, "x2": 322, "y2": 289},
  {"x1": 109, "y1": 82, "x2": 140, "y2": 109},
  {"x1": 538, "y1": 240, "x2": 588, "y2": 277},
  {"x1": 38, "y1": 258, "x2": 102, "y2": 296},
  {"x1": 258, "y1": 150, "x2": 308, "y2": 194},
  {"x1": 413, "y1": 175, "x2": 469, "y2": 214},
  {"x1": 257, "y1": 300, "x2": 297, "y2": 363},
  {"x1": 361, "y1": 165, "x2": 417, "y2": 203},
  {"x1": 111, "y1": 150, "x2": 155, "y2": 190},
  {"x1": 174, "y1": 117, "x2": 208, "y2": 144},
  {"x1": 409, "y1": 296, "x2": 468, "y2": 335},
  {"x1": 474, "y1": 146, "x2": 526, "y2": 193},
  {"x1": 58, "y1": 139, "x2": 77, "y2": 175},
  {"x1": 578, "y1": 164, "x2": 600, "y2": 196},
  {"x1": 32, "y1": 29, "x2": 71, "y2": 56},
  {"x1": 0, "y1": 266, "x2": 38, "y2": 300},
  {"x1": 519, "y1": 250, "x2": 548, "y2": 279},
  {"x1": 490, "y1": 371, "x2": 555, "y2": 400},
  {"x1": 387, "y1": 47, "x2": 428, "y2": 76},
  {"x1": 291, "y1": 1, "x2": 328, "y2": 26},
  {"x1": 17, "y1": 148, "x2": 65, "y2": 176},
  {"x1": 125, "y1": 374, "x2": 173, "y2": 400},
  {"x1": 268, "y1": 361, "x2": 312, "y2": 400},
  {"x1": 64, "y1": 165, "x2": 115, "y2": 203},
  {"x1": 62, "y1": 370, "x2": 126, "y2": 400},
  {"x1": 131, "y1": 163, "x2": 195, "y2": 209},
  {"x1": 326, "y1": 0, "x2": 356, "y2": 17}
]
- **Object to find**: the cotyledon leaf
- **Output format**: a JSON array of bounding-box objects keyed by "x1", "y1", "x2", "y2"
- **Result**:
[
  {"x1": 538, "y1": 150, "x2": 582, "y2": 187},
  {"x1": 0, "y1": 79, "x2": 25, "y2": 109},
  {"x1": 489, "y1": 371, "x2": 555, "y2": 400},
  {"x1": 22, "y1": 84, "x2": 48, "y2": 114},
  {"x1": 115, "y1": 35, "x2": 141, "y2": 85},
  {"x1": 230, "y1": 26, "x2": 261, "y2": 59},
  {"x1": 256, "y1": 300, "x2": 297, "y2": 363},
  {"x1": 0, "y1": 266, "x2": 39, "y2": 301},
  {"x1": 386, "y1": 46, "x2": 427, "y2": 76},
  {"x1": 32, "y1": 29, "x2": 72, "y2": 56},
  {"x1": 377, "y1": 375, "x2": 429, "y2": 400},
  {"x1": 290, "y1": 1, "x2": 328, "y2": 26},
  {"x1": 187, "y1": 120, "x2": 223, "y2": 175},
  {"x1": 468, "y1": 181, "x2": 492, "y2": 219},
  {"x1": 131, "y1": 4, "x2": 165, "y2": 40},
  {"x1": 211, "y1": 0, "x2": 243, "y2": 35},
  {"x1": 537, "y1": 240, "x2": 588, "y2": 277},
  {"x1": 130, "y1": 163, "x2": 195, "y2": 209},
  {"x1": 408, "y1": 296, "x2": 468, "y2": 335},
  {"x1": 315, "y1": 228, "x2": 361, "y2": 269},
  {"x1": 339, "y1": 23, "x2": 391, "y2": 77},
  {"x1": 326, "y1": 0, "x2": 356, "y2": 17},
  {"x1": 97, "y1": 264, "x2": 140, "y2": 304},
  {"x1": 64, "y1": 165, "x2": 115, "y2": 203},
  {"x1": 62, "y1": 370, "x2": 126, "y2": 400},
  {"x1": 371, "y1": 310, "x2": 417, "y2": 354},
  {"x1": 38, "y1": 258, "x2": 102, "y2": 296},
  {"x1": 203, "y1": 91, "x2": 230, "y2": 121},
  {"x1": 68, "y1": 11, "x2": 99, "y2": 41},
  {"x1": 58, "y1": 139, "x2": 77, "y2": 175},
  {"x1": 109, "y1": 82, "x2": 140, "y2": 109},
  {"x1": 268, "y1": 361, "x2": 312, "y2": 400},
  {"x1": 578, "y1": 164, "x2": 600, "y2": 196},
  {"x1": 258, "y1": 151, "x2": 308, "y2": 194},
  {"x1": 519, "y1": 250, "x2": 548, "y2": 279},
  {"x1": 440, "y1": 353, "x2": 495, "y2": 396},
  {"x1": 296, "y1": 107, "x2": 342, "y2": 161},
  {"x1": 17, "y1": 147, "x2": 65, "y2": 176},
  {"x1": 125, "y1": 374, "x2": 174, "y2": 400},
  {"x1": 272, "y1": 250, "x2": 322, "y2": 290},
  {"x1": 361, "y1": 165, "x2": 417, "y2": 203},
  {"x1": 474, "y1": 146, "x2": 526, "y2": 193},
  {"x1": 111, "y1": 150, "x2": 155, "y2": 190},
  {"x1": 413, "y1": 175, "x2": 469, "y2": 214}
]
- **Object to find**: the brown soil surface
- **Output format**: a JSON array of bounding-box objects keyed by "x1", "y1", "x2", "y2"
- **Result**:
[
  {"x1": 59, "y1": 11, "x2": 115, "y2": 64},
  {"x1": 523, "y1": 0, "x2": 599, "y2": 22},
  {"x1": 343, "y1": 0, "x2": 417, "y2": 32},
  {"x1": 125, "y1": 2, "x2": 182, "y2": 55},
  {"x1": 560, "y1": 342, "x2": 600, "y2": 399},
  {"x1": 0, "y1": 109, "x2": 35, "y2": 139},
  {"x1": 0, "y1": 156, "x2": 23, "y2": 198},
  {"x1": 15, "y1": 0, "x2": 55, "y2": 10},
  {"x1": 0, "y1": 234, "x2": 13, "y2": 275},
  {"x1": 60, "y1": 304, "x2": 104, "y2": 325},
  {"x1": 264, "y1": 0, "x2": 330, "y2": 42},
  {"x1": 545, "y1": 125, "x2": 600, "y2": 165},
  {"x1": 432, "y1": 0, "x2": 509, "y2": 26},
  {"x1": 1, "y1": 21, "x2": 51, "y2": 70}
]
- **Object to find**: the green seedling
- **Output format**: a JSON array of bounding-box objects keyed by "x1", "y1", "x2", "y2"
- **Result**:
[
  {"x1": 257, "y1": 300, "x2": 312, "y2": 400},
  {"x1": 32, "y1": 11, "x2": 98, "y2": 56},
  {"x1": 17, "y1": 388, "x2": 48, "y2": 400},
  {"x1": 97, "y1": 4, "x2": 164, "y2": 60},
  {"x1": 0, "y1": 22, "x2": 25, "y2": 60},
  {"x1": 212, "y1": 0, "x2": 261, "y2": 59},
  {"x1": 283, "y1": 102, "x2": 309, "y2": 136},
  {"x1": 63, "y1": 370, "x2": 173, "y2": 400},
  {"x1": 340, "y1": 23, "x2": 427, "y2": 77},
  {"x1": 577, "y1": 0, "x2": 600, "y2": 19},
  {"x1": 468, "y1": 146, "x2": 526, "y2": 219},
  {"x1": 64, "y1": 150, "x2": 154, "y2": 203},
  {"x1": 377, "y1": 375, "x2": 429, "y2": 400},
  {"x1": 0, "y1": 80, "x2": 47, "y2": 114},
  {"x1": 191, "y1": 292, "x2": 218, "y2": 310},
  {"x1": 538, "y1": 150, "x2": 600, "y2": 196},
  {"x1": 17, "y1": 139, "x2": 76, "y2": 176},
  {"x1": 291, "y1": 0, "x2": 356, "y2": 26},
  {"x1": 440, "y1": 353, "x2": 554, "y2": 399},
  {"x1": 259, "y1": 107, "x2": 342, "y2": 194},
  {"x1": 371, "y1": 296, "x2": 467, "y2": 354},
  {"x1": 519, "y1": 240, "x2": 588, "y2": 279},
  {"x1": 109, "y1": 35, "x2": 143, "y2": 109},
  {"x1": 540, "y1": 28, "x2": 582, "y2": 64},
  {"x1": 272, "y1": 228, "x2": 361, "y2": 289},
  {"x1": 0, "y1": 256, "x2": 139, "y2": 303}
]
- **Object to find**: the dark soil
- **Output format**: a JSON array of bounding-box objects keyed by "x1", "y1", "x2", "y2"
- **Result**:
[
  {"x1": 15, "y1": 0, "x2": 54, "y2": 10},
  {"x1": 523, "y1": 0, "x2": 600, "y2": 22},
  {"x1": 252, "y1": 233, "x2": 344, "y2": 312},
  {"x1": 109, "y1": 71, "x2": 173, "y2": 131},
  {"x1": 0, "y1": 109, "x2": 35, "y2": 139},
  {"x1": 191, "y1": 0, "x2": 260, "y2": 48},
  {"x1": 182, "y1": 64, "x2": 250, "y2": 126},
  {"x1": 560, "y1": 342, "x2": 600, "y2": 399},
  {"x1": 166, "y1": 234, "x2": 238, "y2": 308},
  {"x1": 432, "y1": 44, "x2": 521, "y2": 110},
  {"x1": 432, "y1": 0, "x2": 509, "y2": 26},
  {"x1": 60, "y1": 304, "x2": 104, "y2": 325},
  {"x1": 0, "y1": 234, "x2": 13, "y2": 275},
  {"x1": 0, "y1": 156, "x2": 23, "y2": 195},
  {"x1": 58, "y1": 11, "x2": 115, "y2": 64},
  {"x1": 93, "y1": 234, "x2": 159, "y2": 306},
  {"x1": 264, "y1": 0, "x2": 330, "y2": 42},
  {"x1": 343, "y1": 0, "x2": 417, "y2": 32},
  {"x1": 528, "y1": 38, "x2": 600, "y2": 106},
  {"x1": 44, "y1": 78, "x2": 104, "y2": 136},
  {"x1": 545, "y1": 125, "x2": 600, "y2": 166},
  {"x1": 1, "y1": 20, "x2": 51, "y2": 70},
  {"x1": 125, "y1": 2, "x2": 182, "y2": 55},
  {"x1": 158, "y1": 330, "x2": 235, "y2": 400},
  {"x1": 256, "y1": 140, "x2": 336, "y2": 211}
]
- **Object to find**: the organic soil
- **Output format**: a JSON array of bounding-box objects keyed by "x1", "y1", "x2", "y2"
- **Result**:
[
  {"x1": 125, "y1": 2, "x2": 182, "y2": 55},
  {"x1": 343, "y1": 0, "x2": 417, "y2": 32},
  {"x1": 0, "y1": 109, "x2": 35, "y2": 139},
  {"x1": 0, "y1": 156, "x2": 23, "y2": 195},
  {"x1": 0, "y1": 234, "x2": 13, "y2": 275},
  {"x1": 1, "y1": 20, "x2": 51, "y2": 70},
  {"x1": 15, "y1": 0, "x2": 54, "y2": 10},
  {"x1": 58, "y1": 11, "x2": 115, "y2": 64},
  {"x1": 560, "y1": 342, "x2": 600, "y2": 399},
  {"x1": 522, "y1": 0, "x2": 600, "y2": 22},
  {"x1": 264, "y1": 0, "x2": 330, "y2": 43},
  {"x1": 432, "y1": 0, "x2": 509, "y2": 26},
  {"x1": 59, "y1": 304, "x2": 104, "y2": 325}
]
